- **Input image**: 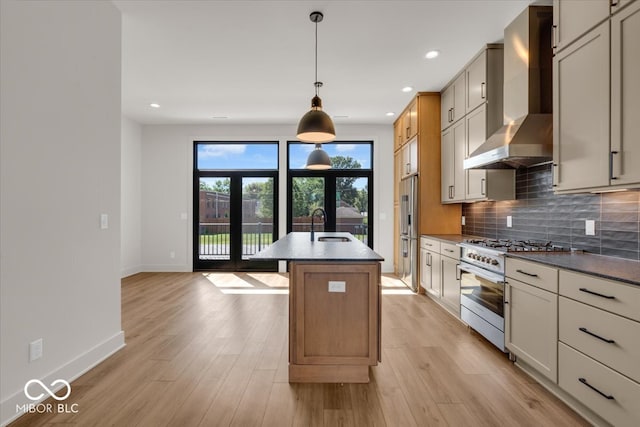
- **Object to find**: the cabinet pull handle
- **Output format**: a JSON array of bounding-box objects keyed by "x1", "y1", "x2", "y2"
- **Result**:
[
  {"x1": 449, "y1": 185, "x2": 454, "y2": 199},
  {"x1": 406, "y1": 163, "x2": 410, "y2": 174},
  {"x1": 579, "y1": 288, "x2": 616, "y2": 300},
  {"x1": 455, "y1": 263, "x2": 461, "y2": 280},
  {"x1": 552, "y1": 163, "x2": 558, "y2": 187},
  {"x1": 579, "y1": 327, "x2": 616, "y2": 344},
  {"x1": 578, "y1": 378, "x2": 615, "y2": 400},
  {"x1": 610, "y1": 151, "x2": 619, "y2": 180},
  {"x1": 552, "y1": 25, "x2": 558, "y2": 49},
  {"x1": 444, "y1": 249, "x2": 454, "y2": 253},
  {"x1": 481, "y1": 178, "x2": 486, "y2": 196},
  {"x1": 611, "y1": 0, "x2": 619, "y2": 7},
  {"x1": 428, "y1": 253, "x2": 432, "y2": 266},
  {"x1": 480, "y1": 82, "x2": 486, "y2": 99},
  {"x1": 516, "y1": 269, "x2": 538, "y2": 278}
]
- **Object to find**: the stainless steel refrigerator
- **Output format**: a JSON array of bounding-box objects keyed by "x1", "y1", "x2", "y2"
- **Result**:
[{"x1": 399, "y1": 175, "x2": 418, "y2": 292}]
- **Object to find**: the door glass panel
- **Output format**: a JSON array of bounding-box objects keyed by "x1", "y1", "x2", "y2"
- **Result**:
[
  {"x1": 291, "y1": 177, "x2": 325, "y2": 232},
  {"x1": 242, "y1": 177, "x2": 275, "y2": 260},
  {"x1": 198, "y1": 177, "x2": 231, "y2": 260},
  {"x1": 336, "y1": 177, "x2": 368, "y2": 244}
]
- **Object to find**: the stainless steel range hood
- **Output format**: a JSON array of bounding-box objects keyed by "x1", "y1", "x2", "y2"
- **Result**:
[{"x1": 464, "y1": 5, "x2": 553, "y2": 170}]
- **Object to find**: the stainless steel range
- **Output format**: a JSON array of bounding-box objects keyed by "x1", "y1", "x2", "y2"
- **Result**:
[{"x1": 458, "y1": 238, "x2": 568, "y2": 352}]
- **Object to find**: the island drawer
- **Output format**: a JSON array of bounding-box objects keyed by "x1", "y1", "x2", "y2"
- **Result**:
[
  {"x1": 506, "y1": 258, "x2": 558, "y2": 293},
  {"x1": 559, "y1": 296, "x2": 640, "y2": 383},
  {"x1": 560, "y1": 270, "x2": 640, "y2": 322},
  {"x1": 559, "y1": 343, "x2": 640, "y2": 427}
]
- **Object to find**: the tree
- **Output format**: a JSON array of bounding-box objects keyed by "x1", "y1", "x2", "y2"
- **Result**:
[
  {"x1": 243, "y1": 179, "x2": 274, "y2": 218},
  {"x1": 332, "y1": 156, "x2": 361, "y2": 207},
  {"x1": 292, "y1": 177, "x2": 324, "y2": 217}
]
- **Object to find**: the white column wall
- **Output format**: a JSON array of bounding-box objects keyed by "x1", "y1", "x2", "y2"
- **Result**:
[
  {"x1": 140, "y1": 124, "x2": 394, "y2": 272},
  {"x1": 121, "y1": 117, "x2": 143, "y2": 277},
  {"x1": 0, "y1": 1, "x2": 124, "y2": 424}
]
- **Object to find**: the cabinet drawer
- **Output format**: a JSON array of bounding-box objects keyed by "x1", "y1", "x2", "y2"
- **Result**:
[
  {"x1": 560, "y1": 297, "x2": 640, "y2": 382},
  {"x1": 420, "y1": 237, "x2": 440, "y2": 252},
  {"x1": 560, "y1": 270, "x2": 640, "y2": 322},
  {"x1": 559, "y1": 343, "x2": 640, "y2": 427},
  {"x1": 506, "y1": 258, "x2": 558, "y2": 293},
  {"x1": 440, "y1": 242, "x2": 459, "y2": 258}
]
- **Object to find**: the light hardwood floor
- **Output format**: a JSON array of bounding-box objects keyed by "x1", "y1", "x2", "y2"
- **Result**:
[{"x1": 11, "y1": 272, "x2": 589, "y2": 426}]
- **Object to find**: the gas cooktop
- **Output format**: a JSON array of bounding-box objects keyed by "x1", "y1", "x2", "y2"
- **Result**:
[{"x1": 462, "y1": 238, "x2": 569, "y2": 252}]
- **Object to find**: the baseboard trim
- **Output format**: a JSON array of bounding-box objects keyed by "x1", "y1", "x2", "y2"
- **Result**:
[
  {"x1": 121, "y1": 265, "x2": 142, "y2": 278},
  {"x1": 0, "y1": 331, "x2": 125, "y2": 427}
]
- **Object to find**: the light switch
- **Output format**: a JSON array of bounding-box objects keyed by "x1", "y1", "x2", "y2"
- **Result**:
[
  {"x1": 506, "y1": 216, "x2": 512, "y2": 228},
  {"x1": 585, "y1": 220, "x2": 595, "y2": 236},
  {"x1": 180, "y1": 212, "x2": 188, "y2": 220},
  {"x1": 100, "y1": 214, "x2": 109, "y2": 229},
  {"x1": 461, "y1": 216, "x2": 466, "y2": 226},
  {"x1": 328, "y1": 281, "x2": 346, "y2": 293}
]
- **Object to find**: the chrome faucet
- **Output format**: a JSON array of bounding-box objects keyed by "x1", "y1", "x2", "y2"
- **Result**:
[{"x1": 310, "y1": 207, "x2": 327, "y2": 241}]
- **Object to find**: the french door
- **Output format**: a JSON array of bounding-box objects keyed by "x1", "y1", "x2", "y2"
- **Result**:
[{"x1": 193, "y1": 142, "x2": 278, "y2": 271}]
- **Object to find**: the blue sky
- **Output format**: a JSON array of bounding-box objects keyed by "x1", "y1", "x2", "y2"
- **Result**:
[{"x1": 289, "y1": 143, "x2": 372, "y2": 170}]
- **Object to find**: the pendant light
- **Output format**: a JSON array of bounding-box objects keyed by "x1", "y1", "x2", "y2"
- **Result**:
[{"x1": 297, "y1": 11, "x2": 336, "y2": 144}]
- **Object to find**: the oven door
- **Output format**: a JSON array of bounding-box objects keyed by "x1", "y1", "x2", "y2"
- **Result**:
[{"x1": 458, "y1": 262, "x2": 505, "y2": 319}]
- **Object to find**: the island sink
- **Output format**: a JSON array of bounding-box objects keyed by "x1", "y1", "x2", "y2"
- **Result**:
[{"x1": 317, "y1": 236, "x2": 350, "y2": 242}]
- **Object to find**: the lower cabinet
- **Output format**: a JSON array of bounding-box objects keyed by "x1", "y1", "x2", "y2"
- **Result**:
[
  {"x1": 420, "y1": 246, "x2": 441, "y2": 297},
  {"x1": 505, "y1": 277, "x2": 558, "y2": 383},
  {"x1": 440, "y1": 250, "x2": 460, "y2": 316}
]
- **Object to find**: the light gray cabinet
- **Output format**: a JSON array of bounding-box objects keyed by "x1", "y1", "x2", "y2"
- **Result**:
[
  {"x1": 553, "y1": 0, "x2": 640, "y2": 192},
  {"x1": 441, "y1": 73, "x2": 465, "y2": 130},
  {"x1": 441, "y1": 120, "x2": 466, "y2": 203},
  {"x1": 553, "y1": 0, "x2": 610, "y2": 54},
  {"x1": 400, "y1": 137, "x2": 418, "y2": 178},
  {"x1": 440, "y1": 244, "x2": 460, "y2": 316},
  {"x1": 419, "y1": 237, "x2": 441, "y2": 298}
]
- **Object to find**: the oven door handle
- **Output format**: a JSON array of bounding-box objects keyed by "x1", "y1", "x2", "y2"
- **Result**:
[{"x1": 457, "y1": 263, "x2": 505, "y2": 284}]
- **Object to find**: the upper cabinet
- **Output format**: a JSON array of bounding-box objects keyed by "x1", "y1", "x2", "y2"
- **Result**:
[
  {"x1": 553, "y1": 0, "x2": 640, "y2": 192},
  {"x1": 552, "y1": 0, "x2": 610, "y2": 54},
  {"x1": 441, "y1": 73, "x2": 465, "y2": 130},
  {"x1": 441, "y1": 45, "x2": 515, "y2": 203},
  {"x1": 403, "y1": 99, "x2": 418, "y2": 142}
]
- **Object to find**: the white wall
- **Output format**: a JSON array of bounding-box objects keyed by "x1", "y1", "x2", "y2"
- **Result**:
[
  {"x1": 140, "y1": 124, "x2": 394, "y2": 272},
  {"x1": 0, "y1": 1, "x2": 124, "y2": 424},
  {"x1": 121, "y1": 117, "x2": 142, "y2": 277}
]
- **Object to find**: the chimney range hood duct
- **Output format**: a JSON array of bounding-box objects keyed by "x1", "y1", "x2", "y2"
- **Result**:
[{"x1": 464, "y1": 5, "x2": 553, "y2": 170}]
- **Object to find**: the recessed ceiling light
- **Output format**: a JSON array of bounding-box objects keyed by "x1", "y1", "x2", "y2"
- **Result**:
[
  {"x1": 386, "y1": 112, "x2": 395, "y2": 117},
  {"x1": 402, "y1": 86, "x2": 413, "y2": 93},
  {"x1": 425, "y1": 50, "x2": 440, "y2": 59},
  {"x1": 149, "y1": 103, "x2": 160, "y2": 108}
]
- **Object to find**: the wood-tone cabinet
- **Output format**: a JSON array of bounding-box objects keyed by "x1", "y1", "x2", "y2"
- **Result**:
[
  {"x1": 393, "y1": 93, "x2": 462, "y2": 275},
  {"x1": 441, "y1": 73, "x2": 465, "y2": 130},
  {"x1": 403, "y1": 99, "x2": 418, "y2": 142},
  {"x1": 419, "y1": 237, "x2": 441, "y2": 297},
  {"x1": 505, "y1": 259, "x2": 559, "y2": 383},
  {"x1": 289, "y1": 261, "x2": 381, "y2": 383},
  {"x1": 440, "y1": 243, "x2": 460, "y2": 316},
  {"x1": 393, "y1": 119, "x2": 404, "y2": 152},
  {"x1": 553, "y1": 1, "x2": 640, "y2": 193},
  {"x1": 441, "y1": 119, "x2": 465, "y2": 203}
]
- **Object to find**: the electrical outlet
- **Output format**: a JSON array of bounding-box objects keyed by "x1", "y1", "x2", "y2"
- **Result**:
[
  {"x1": 328, "y1": 281, "x2": 346, "y2": 293},
  {"x1": 461, "y1": 216, "x2": 466, "y2": 226},
  {"x1": 100, "y1": 214, "x2": 109, "y2": 229},
  {"x1": 507, "y1": 216, "x2": 513, "y2": 228},
  {"x1": 585, "y1": 220, "x2": 595, "y2": 236},
  {"x1": 29, "y1": 339, "x2": 43, "y2": 362},
  {"x1": 170, "y1": 251, "x2": 176, "y2": 259}
]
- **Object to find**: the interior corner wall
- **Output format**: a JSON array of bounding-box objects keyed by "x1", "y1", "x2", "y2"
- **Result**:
[
  {"x1": 0, "y1": 1, "x2": 124, "y2": 424},
  {"x1": 121, "y1": 117, "x2": 143, "y2": 277},
  {"x1": 139, "y1": 124, "x2": 394, "y2": 273}
]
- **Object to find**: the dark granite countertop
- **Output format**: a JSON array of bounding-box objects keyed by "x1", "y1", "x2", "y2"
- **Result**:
[
  {"x1": 420, "y1": 234, "x2": 476, "y2": 244},
  {"x1": 251, "y1": 232, "x2": 384, "y2": 262},
  {"x1": 506, "y1": 252, "x2": 640, "y2": 287}
]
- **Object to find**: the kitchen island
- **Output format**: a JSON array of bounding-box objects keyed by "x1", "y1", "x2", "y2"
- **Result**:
[{"x1": 252, "y1": 232, "x2": 384, "y2": 383}]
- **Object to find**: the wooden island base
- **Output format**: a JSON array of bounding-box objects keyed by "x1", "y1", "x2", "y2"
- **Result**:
[{"x1": 288, "y1": 261, "x2": 381, "y2": 384}]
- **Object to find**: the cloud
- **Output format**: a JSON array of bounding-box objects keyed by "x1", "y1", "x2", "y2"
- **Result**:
[
  {"x1": 198, "y1": 144, "x2": 246, "y2": 158},
  {"x1": 335, "y1": 144, "x2": 356, "y2": 152}
]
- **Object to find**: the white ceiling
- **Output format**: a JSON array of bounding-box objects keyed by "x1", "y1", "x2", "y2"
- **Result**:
[{"x1": 115, "y1": 0, "x2": 535, "y2": 126}]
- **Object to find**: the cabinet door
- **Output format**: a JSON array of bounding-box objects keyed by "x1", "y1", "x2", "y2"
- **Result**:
[
  {"x1": 452, "y1": 73, "x2": 466, "y2": 124},
  {"x1": 611, "y1": 2, "x2": 640, "y2": 186},
  {"x1": 441, "y1": 256, "x2": 460, "y2": 315},
  {"x1": 394, "y1": 119, "x2": 403, "y2": 152},
  {"x1": 467, "y1": 52, "x2": 487, "y2": 113},
  {"x1": 394, "y1": 151, "x2": 401, "y2": 204},
  {"x1": 441, "y1": 129, "x2": 454, "y2": 202},
  {"x1": 553, "y1": 0, "x2": 610, "y2": 53},
  {"x1": 465, "y1": 105, "x2": 488, "y2": 200},
  {"x1": 408, "y1": 138, "x2": 418, "y2": 175},
  {"x1": 505, "y1": 279, "x2": 558, "y2": 383},
  {"x1": 405, "y1": 100, "x2": 418, "y2": 141},
  {"x1": 394, "y1": 204, "x2": 400, "y2": 274},
  {"x1": 553, "y1": 22, "x2": 610, "y2": 191},
  {"x1": 452, "y1": 120, "x2": 466, "y2": 201},
  {"x1": 420, "y1": 249, "x2": 441, "y2": 297},
  {"x1": 441, "y1": 85, "x2": 453, "y2": 130}
]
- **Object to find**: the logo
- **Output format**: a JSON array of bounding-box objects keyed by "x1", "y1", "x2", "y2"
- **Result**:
[
  {"x1": 17, "y1": 379, "x2": 78, "y2": 415},
  {"x1": 24, "y1": 379, "x2": 71, "y2": 401}
]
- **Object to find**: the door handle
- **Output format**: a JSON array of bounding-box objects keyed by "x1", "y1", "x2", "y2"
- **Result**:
[{"x1": 480, "y1": 82, "x2": 486, "y2": 99}]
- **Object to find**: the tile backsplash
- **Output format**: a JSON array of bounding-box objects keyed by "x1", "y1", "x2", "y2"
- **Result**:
[{"x1": 461, "y1": 164, "x2": 640, "y2": 260}]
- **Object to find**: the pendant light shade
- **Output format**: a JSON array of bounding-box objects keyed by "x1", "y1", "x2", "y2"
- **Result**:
[
  {"x1": 306, "y1": 144, "x2": 332, "y2": 170},
  {"x1": 297, "y1": 11, "x2": 335, "y2": 144}
]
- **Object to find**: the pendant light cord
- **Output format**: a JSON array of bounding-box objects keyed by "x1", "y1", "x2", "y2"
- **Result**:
[{"x1": 315, "y1": 19, "x2": 318, "y2": 96}]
